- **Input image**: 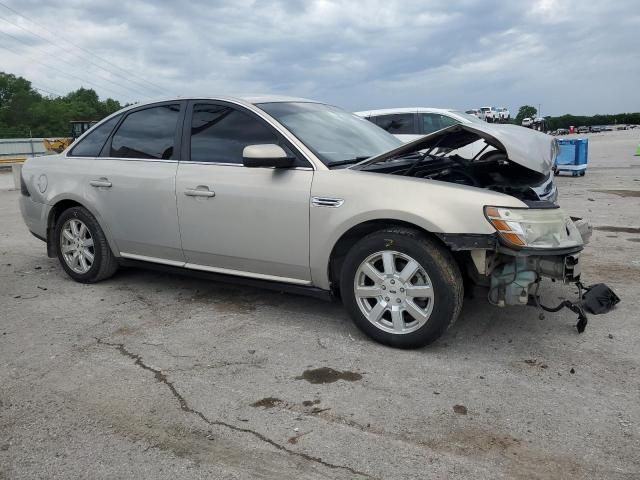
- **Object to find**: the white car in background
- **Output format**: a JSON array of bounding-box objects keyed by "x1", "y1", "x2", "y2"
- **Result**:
[
  {"x1": 497, "y1": 107, "x2": 511, "y2": 122},
  {"x1": 355, "y1": 107, "x2": 558, "y2": 203},
  {"x1": 479, "y1": 106, "x2": 497, "y2": 123},
  {"x1": 355, "y1": 107, "x2": 486, "y2": 143}
]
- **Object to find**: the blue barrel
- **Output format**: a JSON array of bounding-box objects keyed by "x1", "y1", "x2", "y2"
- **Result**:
[{"x1": 555, "y1": 138, "x2": 588, "y2": 176}]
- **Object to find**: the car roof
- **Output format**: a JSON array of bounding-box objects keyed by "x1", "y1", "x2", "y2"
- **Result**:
[
  {"x1": 113, "y1": 95, "x2": 321, "y2": 115},
  {"x1": 354, "y1": 107, "x2": 458, "y2": 117}
]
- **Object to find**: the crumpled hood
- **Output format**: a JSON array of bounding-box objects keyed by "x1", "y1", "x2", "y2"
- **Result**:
[{"x1": 351, "y1": 122, "x2": 557, "y2": 175}]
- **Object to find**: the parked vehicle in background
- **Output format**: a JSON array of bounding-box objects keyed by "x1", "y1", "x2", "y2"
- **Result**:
[
  {"x1": 497, "y1": 107, "x2": 510, "y2": 122},
  {"x1": 591, "y1": 126, "x2": 602, "y2": 133},
  {"x1": 355, "y1": 107, "x2": 481, "y2": 142},
  {"x1": 479, "y1": 106, "x2": 497, "y2": 123},
  {"x1": 20, "y1": 95, "x2": 590, "y2": 348},
  {"x1": 577, "y1": 126, "x2": 589, "y2": 134},
  {"x1": 522, "y1": 117, "x2": 546, "y2": 132},
  {"x1": 465, "y1": 109, "x2": 481, "y2": 118}
]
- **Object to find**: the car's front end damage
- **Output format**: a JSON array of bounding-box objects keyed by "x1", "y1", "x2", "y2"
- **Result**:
[
  {"x1": 351, "y1": 122, "x2": 619, "y2": 330},
  {"x1": 439, "y1": 210, "x2": 618, "y2": 332}
]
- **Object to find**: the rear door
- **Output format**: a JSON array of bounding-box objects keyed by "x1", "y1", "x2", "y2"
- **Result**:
[
  {"x1": 71, "y1": 102, "x2": 185, "y2": 264},
  {"x1": 372, "y1": 113, "x2": 420, "y2": 142},
  {"x1": 175, "y1": 101, "x2": 313, "y2": 283}
]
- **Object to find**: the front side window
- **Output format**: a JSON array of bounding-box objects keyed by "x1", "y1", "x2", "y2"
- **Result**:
[
  {"x1": 110, "y1": 104, "x2": 180, "y2": 159},
  {"x1": 190, "y1": 104, "x2": 281, "y2": 164},
  {"x1": 68, "y1": 115, "x2": 120, "y2": 157},
  {"x1": 374, "y1": 114, "x2": 415, "y2": 134}
]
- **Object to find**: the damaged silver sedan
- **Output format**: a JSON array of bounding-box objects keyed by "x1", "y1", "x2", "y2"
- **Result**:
[{"x1": 18, "y1": 97, "x2": 618, "y2": 348}]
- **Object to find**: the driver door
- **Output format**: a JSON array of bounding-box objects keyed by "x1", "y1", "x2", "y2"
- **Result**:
[{"x1": 175, "y1": 101, "x2": 314, "y2": 283}]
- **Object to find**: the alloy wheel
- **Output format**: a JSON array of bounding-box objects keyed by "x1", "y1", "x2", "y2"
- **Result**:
[
  {"x1": 353, "y1": 250, "x2": 435, "y2": 334},
  {"x1": 60, "y1": 218, "x2": 95, "y2": 274}
]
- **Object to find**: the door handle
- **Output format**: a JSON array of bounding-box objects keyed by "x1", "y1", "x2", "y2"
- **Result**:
[
  {"x1": 184, "y1": 187, "x2": 215, "y2": 198},
  {"x1": 89, "y1": 178, "x2": 112, "y2": 188}
]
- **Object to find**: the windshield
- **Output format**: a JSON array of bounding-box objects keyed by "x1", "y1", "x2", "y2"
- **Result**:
[
  {"x1": 449, "y1": 110, "x2": 486, "y2": 124},
  {"x1": 256, "y1": 102, "x2": 402, "y2": 166}
]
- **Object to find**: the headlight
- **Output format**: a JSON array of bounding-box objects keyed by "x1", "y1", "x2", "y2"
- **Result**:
[{"x1": 484, "y1": 206, "x2": 583, "y2": 249}]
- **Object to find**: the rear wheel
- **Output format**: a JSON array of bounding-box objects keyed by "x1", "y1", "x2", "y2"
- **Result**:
[
  {"x1": 54, "y1": 206, "x2": 118, "y2": 283},
  {"x1": 340, "y1": 228, "x2": 463, "y2": 348}
]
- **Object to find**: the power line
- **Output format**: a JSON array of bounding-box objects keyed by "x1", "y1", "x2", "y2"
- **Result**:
[
  {"x1": 0, "y1": 1, "x2": 168, "y2": 95},
  {"x1": 0, "y1": 27, "x2": 153, "y2": 100},
  {"x1": 0, "y1": 41, "x2": 143, "y2": 100},
  {"x1": 32, "y1": 85, "x2": 63, "y2": 97}
]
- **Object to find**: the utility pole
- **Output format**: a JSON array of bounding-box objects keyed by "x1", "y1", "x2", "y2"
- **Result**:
[{"x1": 538, "y1": 104, "x2": 541, "y2": 118}]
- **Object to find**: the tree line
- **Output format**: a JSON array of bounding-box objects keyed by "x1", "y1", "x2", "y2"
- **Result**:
[
  {"x1": 2, "y1": 72, "x2": 639, "y2": 138},
  {"x1": 0, "y1": 72, "x2": 123, "y2": 138},
  {"x1": 515, "y1": 105, "x2": 640, "y2": 130}
]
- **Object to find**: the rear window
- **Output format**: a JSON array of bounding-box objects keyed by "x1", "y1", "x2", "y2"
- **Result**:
[
  {"x1": 110, "y1": 104, "x2": 180, "y2": 160},
  {"x1": 68, "y1": 115, "x2": 121, "y2": 157}
]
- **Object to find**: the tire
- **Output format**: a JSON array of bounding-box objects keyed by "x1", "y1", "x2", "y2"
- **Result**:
[
  {"x1": 340, "y1": 228, "x2": 463, "y2": 349},
  {"x1": 54, "y1": 206, "x2": 118, "y2": 283}
]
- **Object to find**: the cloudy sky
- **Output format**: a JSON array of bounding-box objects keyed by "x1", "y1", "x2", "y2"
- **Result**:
[{"x1": 1, "y1": 0, "x2": 638, "y2": 116}]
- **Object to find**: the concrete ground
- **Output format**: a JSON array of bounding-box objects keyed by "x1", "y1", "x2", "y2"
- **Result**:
[{"x1": 1, "y1": 130, "x2": 639, "y2": 479}]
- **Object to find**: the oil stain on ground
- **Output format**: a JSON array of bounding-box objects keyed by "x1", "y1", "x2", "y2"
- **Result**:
[
  {"x1": 250, "y1": 397, "x2": 283, "y2": 408},
  {"x1": 296, "y1": 367, "x2": 362, "y2": 384}
]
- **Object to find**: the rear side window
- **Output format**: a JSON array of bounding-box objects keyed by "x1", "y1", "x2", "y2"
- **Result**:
[
  {"x1": 190, "y1": 103, "x2": 280, "y2": 164},
  {"x1": 438, "y1": 115, "x2": 459, "y2": 128},
  {"x1": 68, "y1": 115, "x2": 120, "y2": 157},
  {"x1": 110, "y1": 104, "x2": 180, "y2": 159},
  {"x1": 421, "y1": 113, "x2": 441, "y2": 134},
  {"x1": 374, "y1": 114, "x2": 415, "y2": 134}
]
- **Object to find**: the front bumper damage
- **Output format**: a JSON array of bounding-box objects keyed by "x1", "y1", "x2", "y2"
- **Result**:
[{"x1": 442, "y1": 217, "x2": 619, "y2": 332}]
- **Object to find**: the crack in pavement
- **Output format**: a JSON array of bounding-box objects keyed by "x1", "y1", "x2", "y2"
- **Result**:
[{"x1": 94, "y1": 337, "x2": 373, "y2": 479}]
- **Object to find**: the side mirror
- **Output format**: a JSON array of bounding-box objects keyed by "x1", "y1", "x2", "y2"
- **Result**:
[{"x1": 242, "y1": 144, "x2": 294, "y2": 168}]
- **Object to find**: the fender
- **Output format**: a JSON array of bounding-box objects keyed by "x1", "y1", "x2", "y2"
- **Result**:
[{"x1": 46, "y1": 193, "x2": 121, "y2": 258}]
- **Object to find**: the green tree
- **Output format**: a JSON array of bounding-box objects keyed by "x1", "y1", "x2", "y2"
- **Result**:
[
  {"x1": 0, "y1": 71, "x2": 123, "y2": 138},
  {"x1": 515, "y1": 105, "x2": 537, "y2": 125}
]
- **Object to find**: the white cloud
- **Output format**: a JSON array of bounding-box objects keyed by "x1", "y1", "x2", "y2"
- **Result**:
[{"x1": 0, "y1": 0, "x2": 638, "y2": 115}]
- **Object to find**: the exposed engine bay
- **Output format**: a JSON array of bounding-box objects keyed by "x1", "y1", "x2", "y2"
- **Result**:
[
  {"x1": 352, "y1": 122, "x2": 558, "y2": 202},
  {"x1": 360, "y1": 151, "x2": 552, "y2": 202}
]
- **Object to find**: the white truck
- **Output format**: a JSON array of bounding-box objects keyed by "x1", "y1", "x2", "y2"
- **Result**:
[{"x1": 479, "y1": 106, "x2": 497, "y2": 123}]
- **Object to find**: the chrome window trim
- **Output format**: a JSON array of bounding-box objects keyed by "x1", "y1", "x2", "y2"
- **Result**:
[
  {"x1": 178, "y1": 160, "x2": 312, "y2": 170},
  {"x1": 197, "y1": 97, "x2": 327, "y2": 171},
  {"x1": 63, "y1": 97, "x2": 328, "y2": 170},
  {"x1": 66, "y1": 156, "x2": 180, "y2": 163}
]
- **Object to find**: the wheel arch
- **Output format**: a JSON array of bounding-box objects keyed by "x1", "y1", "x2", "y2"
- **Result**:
[
  {"x1": 326, "y1": 218, "x2": 450, "y2": 295},
  {"x1": 46, "y1": 196, "x2": 120, "y2": 258}
]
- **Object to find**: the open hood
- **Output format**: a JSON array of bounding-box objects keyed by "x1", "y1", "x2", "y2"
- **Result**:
[{"x1": 350, "y1": 122, "x2": 557, "y2": 175}]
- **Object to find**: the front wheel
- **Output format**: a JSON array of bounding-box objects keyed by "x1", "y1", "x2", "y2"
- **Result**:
[{"x1": 340, "y1": 228, "x2": 463, "y2": 348}]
